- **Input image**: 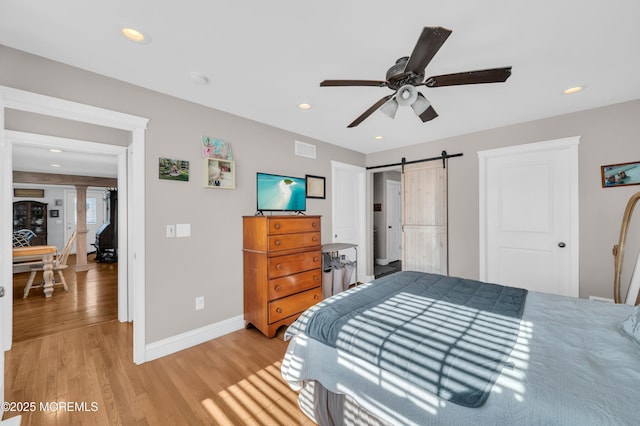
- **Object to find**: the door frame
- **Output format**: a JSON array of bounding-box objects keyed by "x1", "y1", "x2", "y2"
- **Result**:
[
  {"x1": 385, "y1": 179, "x2": 402, "y2": 263},
  {"x1": 478, "y1": 136, "x2": 580, "y2": 294},
  {"x1": 0, "y1": 86, "x2": 148, "y2": 366}
]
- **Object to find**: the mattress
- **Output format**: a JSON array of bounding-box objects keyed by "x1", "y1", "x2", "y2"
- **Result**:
[{"x1": 282, "y1": 273, "x2": 640, "y2": 425}]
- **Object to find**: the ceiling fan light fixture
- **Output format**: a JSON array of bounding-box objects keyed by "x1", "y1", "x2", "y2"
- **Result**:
[
  {"x1": 411, "y1": 92, "x2": 431, "y2": 116},
  {"x1": 396, "y1": 85, "x2": 418, "y2": 107},
  {"x1": 380, "y1": 98, "x2": 399, "y2": 118}
]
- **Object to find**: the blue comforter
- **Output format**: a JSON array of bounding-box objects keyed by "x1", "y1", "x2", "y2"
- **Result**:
[{"x1": 285, "y1": 271, "x2": 528, "y2": 407}]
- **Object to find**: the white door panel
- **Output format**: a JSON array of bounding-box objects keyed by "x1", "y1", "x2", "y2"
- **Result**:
[
  {"x1": 332, "y1": 161, "x2": 366, "y2": 283},
  {"x1": 480, "y1": 137, "x2": 579, "y2": 297}
]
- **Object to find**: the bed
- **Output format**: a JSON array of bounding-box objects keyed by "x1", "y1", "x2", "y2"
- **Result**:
[{"x1": 281, "y1": 271, "x2": 640, "y2": 426}]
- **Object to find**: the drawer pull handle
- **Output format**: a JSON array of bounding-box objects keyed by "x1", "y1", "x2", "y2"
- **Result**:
[
  {"x1": 274, "y1": 223, "x2": 281, "y2": 229},
  {"x1": 313, "y1": 295, "x2": 319, "y2": 300},
  {"x1": 312, "y1": 222, "x2": 317, "y2": 227},
  {"x1": 314, "y1": 275, "x2": 319, "y2": 281},
  {"x1": 312, "y1": 236, "x2": 318, "y2": 241},
  {"x1": 276, "y1": 264, "x2": 282, "y2": 270},
  {"x1": 275, "y1": 240, "x2": 281, "y2": 246},
  {"x1": 276, "y1": 307, "x2": 283, "y2": 314},
  {"x1": 313, "y1": 256, "x2": 319, "y2": 262},
  {"x1": 274, "y1": 285, "x2": 281, "y2": 292}
]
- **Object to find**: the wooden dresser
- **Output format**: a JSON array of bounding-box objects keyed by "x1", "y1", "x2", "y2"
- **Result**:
[{"x1": 243, "y1": 215, "x2": 322, "y2": 338}]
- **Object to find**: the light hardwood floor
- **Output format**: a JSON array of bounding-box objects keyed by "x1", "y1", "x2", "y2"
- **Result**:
[
  {"x1": 12, "y1": 254, "x2": 118, "y2": 343},
  {"x1": 5, "y1": 257, "x2": 314, "y2": 425}
]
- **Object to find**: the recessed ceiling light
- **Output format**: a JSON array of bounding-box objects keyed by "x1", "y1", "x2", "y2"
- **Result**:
[
  {"x1": 51, "y1": 164, "x2": 61, "y2": 168},
  {"x1": 49, "y1": 149, "x2": 62, "y2": 153},
  {"x1": 563, "y1": 85, "x2": 587, "y2": 95},
  {"x1": 188, "y1": 72, "x2": 209, "y2": 85},
  {"x1": 374, "y1": 135, "x2": 384, "y2": 140},
  {"x1": 298, "y1": 103, "x2": 311, "y2": 110},
  {"x1": 120, "y1": 26, "x2": 151, "y2": 44}
]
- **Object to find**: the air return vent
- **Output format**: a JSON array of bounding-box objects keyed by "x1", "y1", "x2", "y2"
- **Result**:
[{"x1": 295, "y1": 140, "x2": 316, "y2": 159}]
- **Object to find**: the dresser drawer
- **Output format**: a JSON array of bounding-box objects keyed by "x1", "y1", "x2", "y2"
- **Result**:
[
  {"x1": 268, "y1": 250, "x2": 321, "y2": 278},
  {"x1": 269, "y1": 287, "x2": 322, "y2": 323},
  {"x1": 268, "y1": 269, "x2": 321, "y2": 300},
  {"x1": 268, "y1": 232, "x2": 320, "y2": 252},
  {"x1": 269, "y1": 217, "x2": 321, "y2": 235}
]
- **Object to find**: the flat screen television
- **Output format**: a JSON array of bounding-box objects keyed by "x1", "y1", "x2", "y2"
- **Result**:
[{"x1": 256, "y1": 172, "x2": 306, "y2": 212}]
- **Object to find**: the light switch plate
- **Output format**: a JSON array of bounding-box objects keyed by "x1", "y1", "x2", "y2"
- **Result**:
[
  {"x1": 166, "y1": 224, "x2": 176, "y2": 238},
  {"x1": 176, "y1": 223, "x2": 191, "y2": 238}
]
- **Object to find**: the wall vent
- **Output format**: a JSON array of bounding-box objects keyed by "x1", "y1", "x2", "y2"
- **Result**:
[{"x1": 295, "y1": 140, "x2": 316, "y2": 159}]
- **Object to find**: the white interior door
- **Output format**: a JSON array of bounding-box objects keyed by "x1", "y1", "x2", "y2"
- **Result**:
[
  {"x1": 332, "y1": 161, "x2": 366, "y2": 282},
  {"x1": 386, "y1": 180, "x2": 402, "y2": 263},
  {"x1": 479, "y1": 137, "x2": 579, "y2": 297},
  {"x1": 402, "y1": 162, "x2": 448, "y2": 274}
]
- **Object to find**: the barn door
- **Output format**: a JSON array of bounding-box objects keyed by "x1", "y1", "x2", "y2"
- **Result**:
[{"x1": 402, "y1": 161, "x2": 448, "y2": 274}]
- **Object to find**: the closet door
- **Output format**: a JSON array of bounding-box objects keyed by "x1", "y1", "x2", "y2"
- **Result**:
[{"x1": 402, "y1": 162, "x2": 448, "y2": 274}]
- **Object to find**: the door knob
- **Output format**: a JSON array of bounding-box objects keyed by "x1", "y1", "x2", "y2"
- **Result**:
[{"x1": 558, "y1": 242, "x2": 566, "y2": 248}]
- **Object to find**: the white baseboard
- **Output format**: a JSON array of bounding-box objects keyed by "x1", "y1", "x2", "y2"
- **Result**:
[{"x1": 145, "y1": 315, "x2": 244, "y2": 362}]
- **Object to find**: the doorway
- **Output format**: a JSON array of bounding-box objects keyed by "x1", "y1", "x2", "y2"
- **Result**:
[
  {"x1": 64, "y1": 189, "x2": 107, "y2": 254},
  {"x1": 0, "y1": 85, "x2": 149, "y2": 380}
]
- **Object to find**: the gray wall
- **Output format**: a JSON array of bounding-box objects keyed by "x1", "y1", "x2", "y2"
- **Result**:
[
  {"x1": 367, "y1": 99, "x2": 640, "y2": 299},
  {"x1": 4, "y1": 44, "x2": 639, "y2": 344},
  {"x1": 1, "y1": 46, "x2": 365, "y2": 343}
]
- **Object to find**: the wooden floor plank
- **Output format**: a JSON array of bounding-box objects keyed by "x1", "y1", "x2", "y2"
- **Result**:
[{"x1": 5, "y1": 256, "x2": 314, "y2": 425}]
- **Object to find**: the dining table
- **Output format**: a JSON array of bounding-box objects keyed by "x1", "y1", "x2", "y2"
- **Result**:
[{"x1": 13, "y1": 245, "x2": 57, "y2": 298}]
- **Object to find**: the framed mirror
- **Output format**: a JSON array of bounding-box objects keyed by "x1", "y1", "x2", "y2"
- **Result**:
[{"x1": 613, "y1": 192, "x2": 640, "y2": 305}]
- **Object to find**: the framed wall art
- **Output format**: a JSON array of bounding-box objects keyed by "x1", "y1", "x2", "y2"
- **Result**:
[
  {"x1": 159, "y1": 158, "x2": 190, "y2": 182},
  {"x1": 204, "y1": 158, "x2": 235, "y2": 189},
  {"x1": 601, "y1": 161, "x2": 640, "y2": 188},
  {"x1": 306, "y1": 175, "x2": 326, "y2": 199}
]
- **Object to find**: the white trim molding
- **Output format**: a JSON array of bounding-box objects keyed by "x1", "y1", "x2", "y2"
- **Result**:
[
  {"x1": 1, "y1": 86, "x2": 149, "y2": 364},
  {"x1": 145, "y1": 316, "x2": 244, "y2": 362}
]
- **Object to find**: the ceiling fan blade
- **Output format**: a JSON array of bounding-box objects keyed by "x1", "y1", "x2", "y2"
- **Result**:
[
  {"x1": 425, "y1": 67, "x2": 512, "y2": 87},
  {"x1": 404, "y1": 27, "x2": 452, "y2": 76},
  {"x1": 418, "y1": 105, "x2": 438, "y2": 122},
  {"x1": 347, "y1": 95, "x2": 394, "y2": 128},
  {"x1": 320, "y1": 80, "x2": 388, "y2": 87}
]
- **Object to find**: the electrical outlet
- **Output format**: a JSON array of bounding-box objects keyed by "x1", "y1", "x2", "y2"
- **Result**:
[{"x1": 195, "y1": 296, "x2": 204, "y2": 311}]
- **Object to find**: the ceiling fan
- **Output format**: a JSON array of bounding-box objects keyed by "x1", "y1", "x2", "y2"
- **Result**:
[{"x1": 320, "y1": 26, "x2": 512, "y2": 128}]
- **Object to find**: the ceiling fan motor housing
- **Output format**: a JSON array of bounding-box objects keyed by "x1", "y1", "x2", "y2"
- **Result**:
[{"x1": 386, "y1": 57, "x2": 424, "y2": 89}]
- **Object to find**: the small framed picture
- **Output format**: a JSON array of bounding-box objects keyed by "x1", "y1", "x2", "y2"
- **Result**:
[
  {"x1": 50, "y1": 210, "x2": 59, "y2": 218},
  {"x1": 203, "y1": 158, "x2": 235, "y2": 189},
  {"x1": 601, "y1": 161, "x2": 640, "y2": 188},
  {"x1": 159, "y1": 158, "x2": 190, "y2": 182},
  {"x1": 306, "y1": 175, "x2": 326, "y2": 199}
]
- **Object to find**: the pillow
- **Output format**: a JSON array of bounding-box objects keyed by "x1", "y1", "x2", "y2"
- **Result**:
[{"x1": 619, "y1": 305, "x2": 640, "y2": 349}]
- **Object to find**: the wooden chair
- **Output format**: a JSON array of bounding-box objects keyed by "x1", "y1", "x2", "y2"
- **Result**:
[{"x1": 23, "y1": 231, "x2": 77, "y2": 298}]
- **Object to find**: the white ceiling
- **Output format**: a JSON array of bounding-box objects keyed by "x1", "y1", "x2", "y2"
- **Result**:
[{"x1": 2, "y1": 0, "x2": 640, "y2": 177}]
